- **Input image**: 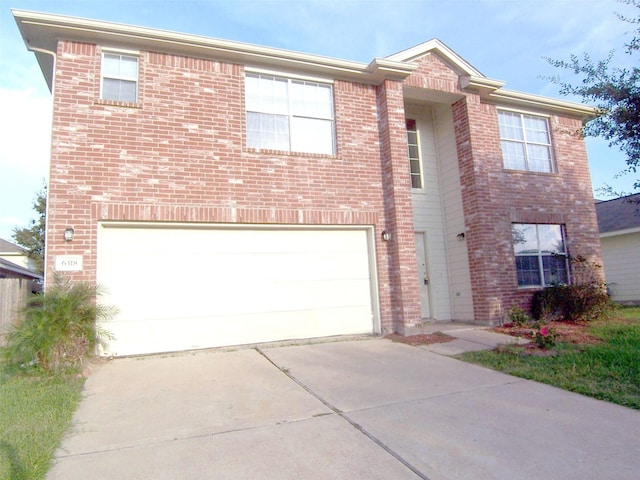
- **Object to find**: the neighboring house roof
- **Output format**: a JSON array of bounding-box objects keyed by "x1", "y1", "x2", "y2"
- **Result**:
[
  {"x1": 0, "y1": 238, "x2": 27, "y2": 254},
  {"x1": 595, "y1": 193, "x2": 640, "y2": 235},
  {"x1": 0, "y1": 257, "x2": 43, "y2": 280},
  {"x1": 13, "y1": 9, "x2": 595, "y2": 121}
]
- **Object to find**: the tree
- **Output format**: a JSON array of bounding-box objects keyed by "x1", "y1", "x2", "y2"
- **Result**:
[
  {"x1": 12, "y1": 184, "x2": 46, "y2": 273},
  {"x1": 547, "y1": 0, "x2": 640, "y2": 192}
]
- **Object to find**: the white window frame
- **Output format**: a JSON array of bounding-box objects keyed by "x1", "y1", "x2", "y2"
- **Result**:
[
  {"x1": 512, "y1": 223, "x2": 569, "y2": 288},
  {"x1": 245, "y1": 72, "x2": 336, "y2": 155},
  {"x1": 498, "y1": 109, "x2": 555, "y2": 173},
  {"x1": 406, "y1": 119, "x2": 423, "y2": 190},
  {"x1": 100, "y1": 49, "x2": 139, "y2": 103}
]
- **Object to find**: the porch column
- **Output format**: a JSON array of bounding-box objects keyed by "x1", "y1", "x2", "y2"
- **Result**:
[{"x1": 376, "y1": 79, "x2": 422, "y2": 333}]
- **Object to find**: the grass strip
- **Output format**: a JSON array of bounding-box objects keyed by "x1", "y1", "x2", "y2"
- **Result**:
[
  {"x1": 0, "y1": 364, "x2": 85, "y2": 480},
  {"x1": 460, "y1": 315, "x2": 640, "y2": 410}
]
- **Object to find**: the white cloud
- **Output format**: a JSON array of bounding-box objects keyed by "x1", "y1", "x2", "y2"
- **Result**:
[
  {"x1": 0, "y1": 88, "x2": 51, "y2": 240},
  {"x1": 0, "y1": 88, "x2": 52, "y2": 172}
]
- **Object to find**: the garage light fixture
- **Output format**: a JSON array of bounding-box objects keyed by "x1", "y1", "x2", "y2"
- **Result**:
[
  {"x1": 64, "y1": 227, "x2": 75, "y2": 241},
  {"x1": 381, "y1": 230, "x2": 391, "y2": 242}
]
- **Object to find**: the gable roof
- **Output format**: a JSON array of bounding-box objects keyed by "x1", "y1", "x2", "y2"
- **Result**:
[
  {"x1": 13, "y1": 9, "x2": 595, "y2": 120},
  {"x1": 595, "y1": 193, "x2": 640, "y2": 235},
  {"x1": 0, "y1": 238, "x2": 27, "y2": 254},
  {"x1": 386, "y1": 39, "x2": 485, "y2": 77},
  {"x1": 387, "y1": 38, "x2": 594, "y2": 120}
]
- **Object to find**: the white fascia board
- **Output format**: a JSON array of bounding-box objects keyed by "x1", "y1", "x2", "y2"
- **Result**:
[
  {"x1": 600, "y1": 227, "x2": 640, "y2": 238},
  {"x1": 489, "y1": 88, "x2": 596, "y2": 120},
  {"x1": 460, "y1": 74, "x2": 596, "y2": 121},
  {"x1": 460, "y1": 75, "x2": 506, "y2": 94},
  {"x1": 13, "y1": 9, "x2": 414, "y2": 87}
]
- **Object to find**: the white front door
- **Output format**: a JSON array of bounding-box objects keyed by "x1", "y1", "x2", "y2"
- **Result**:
[{"x1": 415, "y1": 232, "x2": 432, "y2": 319}]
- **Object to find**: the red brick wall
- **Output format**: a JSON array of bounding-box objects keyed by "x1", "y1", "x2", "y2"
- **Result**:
[
  {"x1": 407, "y1": 51, "x2": 602, "y2": 323},
  {"x1": 452, "y1": 97, "x2": 602, "y2": 323},
  {"x1": 47, "y1": 40, "x2": 602, "y2": 330},
  {"x1": 46, "y1": 40, "x2": 421, "y2": 332}
]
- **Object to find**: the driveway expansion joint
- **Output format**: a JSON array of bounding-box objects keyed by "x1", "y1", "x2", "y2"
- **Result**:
[{"x1": 256, "y1": 347, "x2": 432, "y2": 480}]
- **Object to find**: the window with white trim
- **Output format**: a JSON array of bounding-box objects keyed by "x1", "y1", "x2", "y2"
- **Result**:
[
  {"x1": 499, "y1": 111, "x2": 554, "y2": 172},
  {"x1": 512, "y1": 223, "x2": 568, "y2": 287},
  {"x1": 101, "y1": 53, "x2": 138, "y2": 103},
  {"x1": 245, "y1": 73, "x2": 335, "y2": 155},
  {"x1": 406, "y1": 119, "x2": 422, "y2": 189}
]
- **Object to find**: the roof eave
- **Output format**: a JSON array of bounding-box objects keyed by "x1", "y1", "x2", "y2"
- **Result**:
[
  {"x1": 461, "y1": 75, "x2": 596, "y2": 121},
  {"x1": 12, "y1": 9, "x2": 415, "y2": 87},
  {"x1": 0, "y1": 259, "x2": 43, "y2": 280},
  {"x1": 600, "y1": 226, "x2": 640, "y2": 237}
]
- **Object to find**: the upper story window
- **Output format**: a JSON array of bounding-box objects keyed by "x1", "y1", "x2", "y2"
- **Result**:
[
  {"x1": 512, "y1": 223, "x2": 568, "y2": 287},
  {"x1": 245, "y1": 73, "x2": 335, "y2": 155},
  {"x1": 499, "y1": 110, "x2": 554, "y2": 173},
  {"x1": 406, "y1": 119, "x2": 422, "y2": 189},
  {"x1": 101, "y1": 52, "x2": 138, "y2": 103}
]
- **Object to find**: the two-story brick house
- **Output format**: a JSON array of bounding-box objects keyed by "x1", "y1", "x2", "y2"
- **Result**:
[{"x1": 14, "y1": 10, "x2": 602, "y2": 356}]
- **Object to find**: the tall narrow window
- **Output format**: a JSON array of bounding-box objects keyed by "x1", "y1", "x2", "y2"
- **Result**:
[
  {"x1": 101, "y1": 53, "x2": 138, "y2": 103},
  {"x1": 406, "y1": 119, "x2": 422, "y2": 189},
  {"x1": 499, "y1": 111, "x2": 554, "y2": 173},
  {"x1": 512, "y1": 223, "x2": 568, "y2": 287},
  {"x1": 245, "y1": 73, "x2": 335, "y2": 155}
]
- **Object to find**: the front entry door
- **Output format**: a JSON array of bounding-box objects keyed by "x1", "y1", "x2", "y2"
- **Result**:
[{"x1": 415, "y1": 232, "x2": 432, "y2": 319}]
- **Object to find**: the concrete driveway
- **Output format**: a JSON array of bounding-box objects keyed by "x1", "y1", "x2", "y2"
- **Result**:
[{"x1": 47, "y1": 338, "x2": 640, "y2": 479}]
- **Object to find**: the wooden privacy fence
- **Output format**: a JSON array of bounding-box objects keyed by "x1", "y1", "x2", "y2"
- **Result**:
[{"x1": 0, "y1": 277, "x2": 32, "y2": 346}]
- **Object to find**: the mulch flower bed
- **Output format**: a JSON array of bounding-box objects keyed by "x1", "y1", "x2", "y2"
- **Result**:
[
  {"x1": 493, "y1": 321, "x2": 602, "y2": 356},
  {"x1": 494, "y1": 321, "x2": 602, "y2": 345},
  {"x1": 385, "y1": 332, "x2": 455, "y2": 346}
]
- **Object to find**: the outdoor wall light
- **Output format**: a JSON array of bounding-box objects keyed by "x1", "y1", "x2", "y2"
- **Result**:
[
  {"x1": 64, "y1": 227, "x2": 75, "y2": 241},
  {"x1": 456, "y1": 232, "x2": 466, "y2": 241},
  {"x1": 381, "y1": 230, "x2": 391, "y2": 242}
]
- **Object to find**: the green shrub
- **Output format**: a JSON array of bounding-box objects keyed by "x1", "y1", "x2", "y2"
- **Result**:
[
  {"x1": 531, "y1": 255, "x2": 613, "y2": 323},
  {"x1": 506, "y1": 305, "x2": 532, "y2": 326},
  {"x1": 4, "y1": 274, "x2": 115, "y2": 373}
]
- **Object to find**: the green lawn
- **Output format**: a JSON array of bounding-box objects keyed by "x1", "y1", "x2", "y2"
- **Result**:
[
  {"x1": 461, "y1": 306, "x2": 640, "y2": 409},
  {"x1": 0, "y1": 362, "x2": 84, "y2": 480}
]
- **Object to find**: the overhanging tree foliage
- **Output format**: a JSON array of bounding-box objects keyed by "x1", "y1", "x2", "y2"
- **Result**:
[
  {"x1": 547, "y1": 0, "x2": 640, "y2": 192},
  {"x1": 12, "y1": 184, "x2": 46, "y2": 273}
]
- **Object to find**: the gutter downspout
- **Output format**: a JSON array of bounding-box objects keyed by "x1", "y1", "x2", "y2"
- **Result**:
[{"x1": 25, "y1": 44, "x2": 56, "y2": 289}]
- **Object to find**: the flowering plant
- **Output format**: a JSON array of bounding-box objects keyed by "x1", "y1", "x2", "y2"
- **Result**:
[{"x1": 532, "y1": 323, "x2": 558, "y2": 349}]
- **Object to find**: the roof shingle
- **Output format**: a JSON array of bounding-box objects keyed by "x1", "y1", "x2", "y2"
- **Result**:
[{"x1": 595, "y1": 193, "x2": 640, "y2": 233}]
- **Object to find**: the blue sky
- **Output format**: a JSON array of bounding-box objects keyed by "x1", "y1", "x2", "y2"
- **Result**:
[{"x1": 0, "y1": 0, "x2": 638, "y2": 241}]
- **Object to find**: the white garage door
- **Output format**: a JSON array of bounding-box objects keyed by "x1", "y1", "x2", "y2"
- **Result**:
[{"x1": 97, "y1": 224, "x2": 377, "y2": 356}]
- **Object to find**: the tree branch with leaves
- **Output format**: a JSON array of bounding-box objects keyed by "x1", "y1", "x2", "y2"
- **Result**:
[
  {"x1": 547, "y1": 0, "x2": 640, "y2": 193},
  {"x1": 12, "y1": 184, "x2": 46, "y2": 273}
]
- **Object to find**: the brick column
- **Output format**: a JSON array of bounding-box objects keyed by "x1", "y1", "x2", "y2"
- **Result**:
[{"x1": 376, "y1": 80, "x2": 422, "y2": 332}]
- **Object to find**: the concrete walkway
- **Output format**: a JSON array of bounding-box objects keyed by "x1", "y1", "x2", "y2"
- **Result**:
[
  {"x1": 418, "y1": 322, "x2": 530, "y2": 355},
  {"x1": 47, "y1": 333, "x2": 640, "y2": 479}
]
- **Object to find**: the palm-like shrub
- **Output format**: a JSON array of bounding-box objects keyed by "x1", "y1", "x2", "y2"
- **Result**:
[{"x1": 5, "y1": 274, "x2": 115, "y2": 373}]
